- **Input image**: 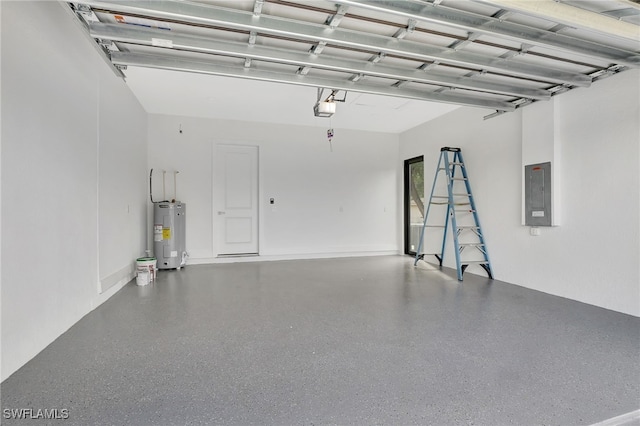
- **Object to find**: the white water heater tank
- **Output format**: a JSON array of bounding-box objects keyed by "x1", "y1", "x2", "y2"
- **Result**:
[{"x1": 153, "y1": 202, "x2": 186, "y2": 270}]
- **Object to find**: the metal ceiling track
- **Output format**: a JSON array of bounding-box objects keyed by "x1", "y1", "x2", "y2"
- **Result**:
[
  {"x1": 109, "y1": 51, "x2": 517, "y2": 111},
  {"x1": 78, "y1": 0, "x2": 592, "y2": 87},
  {"x1": 90, "y1": 22, "x2": 550, "y2": 100},
  {"x1": 267, "y1": 0, "x2": 606, "y2": 69},
  {"x1": 474, "y1": 0, "x2": 640, "y2": 42},
  {"x1": 333, "y1": 0, "x2": 640, "y2": 68}
]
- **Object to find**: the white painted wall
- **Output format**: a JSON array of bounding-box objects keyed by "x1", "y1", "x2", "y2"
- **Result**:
[
  {"x1": 400, "y1": 70, "x2": 640, "y2": 317},
  {"x1": 0, "y1": 0, "x2": 4, "y2": 378},
  {"x1": 147, "y1": 115, "x2": 399, "y2": 261},
  {"x1": 1, "y1": 1, "x2": 147, "y2": 380},
  {"x1": 98, "y1": 69, "x2": 148, "y2": 293}
]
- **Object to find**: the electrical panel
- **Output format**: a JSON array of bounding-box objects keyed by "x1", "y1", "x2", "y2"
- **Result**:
[{"x1": 525, "y1": 162, "x2": 551, "y2": 226}]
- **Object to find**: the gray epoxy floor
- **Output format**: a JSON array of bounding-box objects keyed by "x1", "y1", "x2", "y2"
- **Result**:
[{"x1": 2, "y1": 256, "x2": 639, "y2": 426}]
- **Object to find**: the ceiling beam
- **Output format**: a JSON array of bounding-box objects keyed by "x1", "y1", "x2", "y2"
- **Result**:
[
  {"x1": 78, "y1": 0, "x2": 592, "y2": 86},
  {"x1": 110, "y1": 51, "x2": 517, "y2": 111},
  {"x1": 333, "y1": 0, "x2": 640, "y2": 67},
  {"x1": 474, "y1": 0, "x2": 640, "y2": 42},
  {"x1": 90, "y1": 22, "x2": 550, "y2": 100},
  {"x1": 602, "y1": 7, "x2": 640, "y2": 20}
]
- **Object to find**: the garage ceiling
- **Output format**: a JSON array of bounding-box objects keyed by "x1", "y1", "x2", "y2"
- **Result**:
[{"x1": 69, "y1": 0, "x2": 640, "y2": 132}]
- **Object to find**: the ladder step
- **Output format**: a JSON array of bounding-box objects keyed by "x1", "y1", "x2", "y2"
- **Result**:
[
  {"x1": 452, "y1": 193, "x2": 471, "y2": 196},
  {"x1": 457, "y1": 226, "x2": 480, "y2": 229},
  {"x1": 419, "y1": 253, "x2": 441, "y2": 256},
  {"x1": 424, "y1": 225, "x2": 445, "y2": 228},
  {"x1": 458, "y1": 243, "x2": 485, "y2": 247},
  {"x1": 461, "y1": 261, "x2": 489, "y2": 265},
  {"x1": 450, "y1": 177, "x2": 468, "y2": 181},
  {"x1": 455, "y1": 209, "x2": 476, "y2": 212}
]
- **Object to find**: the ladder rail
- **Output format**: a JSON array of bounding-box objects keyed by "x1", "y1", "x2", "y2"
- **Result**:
[
  {"x1": 414, "y1": 153, "x2": 445, "y2": 266},
  {"x1": 456, "y1": 150, "x2": 493, "y2": 277},
  {"x1": 448, "y1": 151, "x2": 464, "y2": 280},
  {"x1": 440, "y1": 152, "x2": 451, "y2": 266}
]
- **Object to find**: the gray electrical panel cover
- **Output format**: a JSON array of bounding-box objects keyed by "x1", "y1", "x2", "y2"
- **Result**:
[
  {"x1": 153, "y1": 202, "x2": 187, "y2": 269},
  {"x1": 525, "y1": 162, "x2": 551, "y2": 226}
]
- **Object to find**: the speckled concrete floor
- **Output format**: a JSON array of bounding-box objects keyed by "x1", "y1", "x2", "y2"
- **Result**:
[{"x1": 2, "y1": 256, "x2": 639, "y2": 425}]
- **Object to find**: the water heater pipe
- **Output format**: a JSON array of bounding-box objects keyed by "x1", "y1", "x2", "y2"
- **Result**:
[
  {"x1": 162, "y1": 170, "x2": 167, "y2": 201},
  {"x1": 174, "y1": 171, "x2": 180, "y2": 202},
  {"x1": 149, "y1": 168, "x2": 155, "y2": 203}
]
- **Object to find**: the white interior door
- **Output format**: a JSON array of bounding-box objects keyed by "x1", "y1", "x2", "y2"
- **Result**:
[{"x1": 214, "y1": 144, "x2": 259, "y2": 255}]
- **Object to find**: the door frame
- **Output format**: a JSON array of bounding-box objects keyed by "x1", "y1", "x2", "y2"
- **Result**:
[{"x1": 404, "y1": 155, "x2": 424, "y2": 255}]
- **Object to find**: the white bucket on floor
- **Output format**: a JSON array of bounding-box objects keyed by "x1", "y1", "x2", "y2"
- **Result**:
[
  {"x1": 136, "y1": 257, "x2": 156, "y2": 282},
  {"x1": 136, "y1": 270, "x2": 150, "y2": 286}
]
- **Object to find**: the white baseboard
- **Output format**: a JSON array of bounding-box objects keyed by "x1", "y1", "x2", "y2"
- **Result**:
[
  {"x1": 187, "y1": 250, "x2": 400, "y2": 265},
  {"x1": 99, "y1": 263, "x2": 135, "y2": 294}
]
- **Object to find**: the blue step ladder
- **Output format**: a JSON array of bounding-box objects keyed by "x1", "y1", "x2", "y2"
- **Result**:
[{"x1": 414, "y1": 147, "x2": 493, "y2": 281}]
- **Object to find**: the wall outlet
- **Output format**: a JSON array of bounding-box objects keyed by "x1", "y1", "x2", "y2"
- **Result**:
[{"x1": 530, "y1": 227, "x2": 541, "y2": 236}]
